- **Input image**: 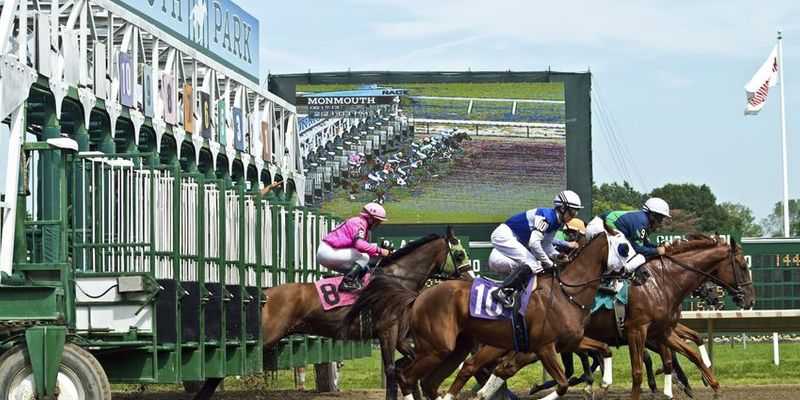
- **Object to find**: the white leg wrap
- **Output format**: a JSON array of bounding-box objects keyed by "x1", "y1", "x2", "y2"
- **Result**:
[
  {"x1": 541, "y1": 390, "x2": 560, "y2": 400},
  {"x1": 601, "y1": 357, "x2": 613, "y2": 387},
  {"x1": 664, "y1": 373, "x2": 673, "y2": 398},
  {"x1": 442, "y1": 394, "x2": 455, "y2": 400},
  {"x1": 404, "y1": 394, "x2": 415, "y2": 400},
  {"x1": 699, "y1": 344, "x2": 712, "y2": 368},
  {"x1": 477, "y1": 374, "x2": 505, "y2": 400}
]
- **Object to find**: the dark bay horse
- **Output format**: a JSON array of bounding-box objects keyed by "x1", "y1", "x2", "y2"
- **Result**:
[
  {"x1": 526, "y1": 322, "x2": 713, "y2": 398},
  {"x1": 190, "y1": 230, "x2": 471, "y2": 400},
  {"x1": 447, "y1": 235, "x2": 754, "y2": 400},
  {"x1": 350, "y1": 233, "x2": 613, "y2": 400}
]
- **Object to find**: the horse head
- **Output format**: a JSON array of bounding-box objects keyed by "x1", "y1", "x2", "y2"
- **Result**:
[
  {"x1": 378, "y1": 227, "x2": 472, "y2": 290},
  {"x1": 665, "y1": 235, "x2": 755, "y2": 309}
]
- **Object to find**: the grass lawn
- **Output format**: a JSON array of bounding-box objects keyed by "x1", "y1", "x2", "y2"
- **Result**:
[
  {"x1": 242, "y1": 342, "x2": 800, "y2": 391},
  {"x1": 297, "y1": 82, "x2": 565, "y2": 101}
]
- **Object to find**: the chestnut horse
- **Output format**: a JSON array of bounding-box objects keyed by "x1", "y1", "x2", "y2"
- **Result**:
[
  {"x1": 190, "y1": 230, "x2": 471, "y2": 400},
  {"x1": 444, "y1": 235, "x2": 754, "y2": 400},
  {"x1": 349, "y1": 233, "x2": 613, "y2": 400}
]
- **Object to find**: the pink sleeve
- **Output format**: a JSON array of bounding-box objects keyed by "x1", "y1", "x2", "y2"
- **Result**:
[
  {"x1": 354, "y1": 238, "x2": 381, "y2": 257},
  {"x1": 349, "y1": 219, "x2": 381, "y2": 256}
]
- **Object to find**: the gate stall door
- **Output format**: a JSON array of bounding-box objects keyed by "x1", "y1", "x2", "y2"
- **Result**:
[
  {"x1": 261, "y1": 199, "x2": 274, "y2": 288},
  {"x1": 273, "y1": 203, "x2": 289, "y2": 284},
  {"x1": 180, "y1": 176, "x2": 202, "y2": 344},
  {"x1": 204, "y1": 182, "x2": 224, "y2": 343},
  {"x1": 243, "y1": 194, "x2": 262, "y2": 367},
  {"x1": 224, "y1": 188, "x2": 245, "y2": 363},
  {"x1": 305, "y1": 212, "x2": 319, "y2": 279},
  {"x1": 293, "y1": 209, "x2": 306, "y2": 282},
  {"x1": 73, "y1": 156, "x2": 157, "y2": 335}
]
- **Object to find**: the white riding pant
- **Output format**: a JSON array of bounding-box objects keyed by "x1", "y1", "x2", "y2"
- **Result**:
[
  {"x1": 586, "y1": 216, "x2": 606, "y2": 239},
  {"x1": 588, "y1": 217, "x2": 648, "y2": 273},
  {"x1": 316, "y1": 242, "x2": 370, "y2": 274},
  {"x1": 488, "y1": 224, "x2": 542, "y2": 276}
]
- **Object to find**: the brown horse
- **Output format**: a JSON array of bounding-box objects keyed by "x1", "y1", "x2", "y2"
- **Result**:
[
  {"x1": 447, "y1": 235, "x2": 754, "y2": 400},
  {"x1": 190, "y1": 230, "x2": 470, "y2": 400},
  {"x1": 350, "y1": 232, "x2": 613, "y2": 400}
]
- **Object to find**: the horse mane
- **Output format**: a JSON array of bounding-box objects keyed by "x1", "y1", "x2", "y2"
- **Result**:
[
  {"x1": 342, "y1": 271, "x2": 417, "y2": 335},
  {"x1": 379, "y1": 234, "x2": 442, "y2": 266},
  {"x1": 570, "y1": 231, "x2": 607, "y2": 260},
  {"x1": 665, "y1": 233, "x2": 719, "y2": 255}
]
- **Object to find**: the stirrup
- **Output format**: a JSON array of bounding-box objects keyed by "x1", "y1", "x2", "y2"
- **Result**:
[
  {"x1": 493, "y1": 289, "x2": 515, "y2": 308},
  {"x1": 338, "y1": 277, "x2": 362, "y2": 292}
]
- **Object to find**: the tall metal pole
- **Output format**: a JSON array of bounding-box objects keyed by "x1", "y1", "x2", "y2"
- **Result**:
[{"x1": 778, "y1": 31, "x2": 790, "y2": 237}]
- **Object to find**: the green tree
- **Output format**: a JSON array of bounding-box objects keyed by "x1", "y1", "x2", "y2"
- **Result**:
[
  {"x1": 718, "y1": 202, "x2": 763, "y2": 237},
  {"x1": 592, "y1": 181, "x2": 644, "y2": 216},
  {"x1": 761, "y1": 199, "x2": 800, "y2": 237},
  {"x1": 649, "y1": 183, "x2": 724, "y2": 233}
]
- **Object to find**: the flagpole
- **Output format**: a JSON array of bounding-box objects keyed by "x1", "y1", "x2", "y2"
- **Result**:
[{"x1": 778, "y1": 30, "x2": 790, "y2": 237}]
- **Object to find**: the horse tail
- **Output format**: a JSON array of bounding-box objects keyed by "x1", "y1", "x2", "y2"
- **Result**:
[{"x1": 343, "y1": 271, "x2": 418, "y2": 336}]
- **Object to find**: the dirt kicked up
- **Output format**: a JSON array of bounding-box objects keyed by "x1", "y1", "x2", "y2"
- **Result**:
[{"x1": 113, "y1": 385, "x2": 800, "y2": 400}]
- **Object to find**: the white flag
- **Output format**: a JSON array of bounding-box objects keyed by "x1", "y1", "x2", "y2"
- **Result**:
[{"x1": 745, "y1": 45, "x2": 779, "y2": 115}]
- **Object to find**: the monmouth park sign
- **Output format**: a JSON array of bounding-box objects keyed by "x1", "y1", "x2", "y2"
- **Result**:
[
  {"x1": 110, "y1": 0, "x2": 259, "y2": 80},
  {"x1": 296, "y1": 95, "x2": 397, "y2": 118}
]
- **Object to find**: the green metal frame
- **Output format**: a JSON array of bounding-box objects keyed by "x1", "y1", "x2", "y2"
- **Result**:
[{"x1": 0, "y1": 80, "x2": 371, "y2": 398}]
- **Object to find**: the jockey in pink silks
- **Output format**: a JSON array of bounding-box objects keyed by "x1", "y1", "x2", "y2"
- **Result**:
[{"x1": 317, "y1": 202, "x2": 390, "y2": 292}]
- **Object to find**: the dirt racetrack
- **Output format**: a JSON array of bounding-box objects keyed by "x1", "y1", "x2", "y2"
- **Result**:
[{"x1": 112, "y1": 385, "x2": 800, "y2": 400}]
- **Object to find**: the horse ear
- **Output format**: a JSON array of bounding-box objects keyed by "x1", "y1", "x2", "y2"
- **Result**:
[{"x1": 446, "y1": 226, "x2": 458, "y2": 244}]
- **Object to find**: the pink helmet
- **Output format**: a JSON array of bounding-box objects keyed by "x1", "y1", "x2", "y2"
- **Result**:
[{"x1": 361, "y1": 202, "x2": 388, "y2": 221}]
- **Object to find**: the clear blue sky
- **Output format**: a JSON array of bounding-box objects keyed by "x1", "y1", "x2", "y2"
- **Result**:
[{"x1": 241, "y1": 0, "x2": 800, "y2": 221}]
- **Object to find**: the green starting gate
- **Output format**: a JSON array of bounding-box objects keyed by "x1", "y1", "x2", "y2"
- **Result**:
[{"x1": 0, "y1": 0, "x2": 370, "y2": 398}]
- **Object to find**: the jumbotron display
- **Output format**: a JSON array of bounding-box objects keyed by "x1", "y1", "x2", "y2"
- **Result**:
[{"x1": 306, "y1": 82, "x2": 567, "y2": 224}]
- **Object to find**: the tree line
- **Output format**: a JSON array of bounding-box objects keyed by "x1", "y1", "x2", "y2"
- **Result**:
[{"x1": 591, "y1": 181, "x2": 781, "y2": 237}]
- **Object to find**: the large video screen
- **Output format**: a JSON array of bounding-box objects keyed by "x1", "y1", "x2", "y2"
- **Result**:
[{"x1": 301, "y1": 82, "x2": 566, "y2": 224}]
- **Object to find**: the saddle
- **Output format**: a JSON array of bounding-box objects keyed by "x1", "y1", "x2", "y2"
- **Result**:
[{"x1": 593, "y1": 278, "x2": 629, "y2": 338}]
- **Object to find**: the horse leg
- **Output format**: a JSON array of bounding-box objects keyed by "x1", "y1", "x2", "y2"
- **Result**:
[
  {"x1": 379, "y1": 325, "x2": 400, "y2": 400},
  {"x1": 667, "y1": 332, "x2": 720, "y2": 395},
  {"x1": 443, "y1": 345, "x2": 510, "y2": 400},
  {"x1": 643, "y1": 350, "x2": 658, "y2": 393},
  {"x1": 627, "y1": 326, "x2": 649, "y2": 400},
  {"x1": 190, "y1": 378, "x2": 222, "y2": 400},
  {"x1": 656, "y1": 342, "x2": 675, "y2": 399},
  {"x1": 538, "y1": 343, "x2": 570, "y2": 398},
  {"x1": 398, "y1": 352, "x2": 445, "y2": 400},
  {"x1": 573, "y1": 337, "x2": 612, "y2": 397},
  {"x1": 672, "y1": 350, "x2": 694, "y2": 399},
  {"x1": 420, "y1": 337, "x2": 473, "y2": 400},
  {"x1": 562, "y1": 352, "x2": 579, "y2": 386}
]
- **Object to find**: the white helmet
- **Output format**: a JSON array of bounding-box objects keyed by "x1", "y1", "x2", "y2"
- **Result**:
[
  {"x1": 553, "y1": 190, "x2": 583, "y2": 210},
  {"x1": 642, "y1": 197, "x2": 671, "y2": 218}
]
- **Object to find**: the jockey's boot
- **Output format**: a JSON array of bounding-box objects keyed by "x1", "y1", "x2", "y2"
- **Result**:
[
  {"x1": 493, "y1": 266, "x2": 533, "y2": 308},
  {"x1": 339, "y1": 263, "x2": 367, "y2": 292}
]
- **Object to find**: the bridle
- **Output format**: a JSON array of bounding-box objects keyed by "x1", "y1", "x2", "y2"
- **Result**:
[
  {"x1": 380, "y1": 238, "x2": 469, "y2": 284},
  {"x1": 663, "y1": 240, "x2": 751, "y2": 305},
  {"x1": 551, "y1": 234, "x2": 612, "y2": 310}
]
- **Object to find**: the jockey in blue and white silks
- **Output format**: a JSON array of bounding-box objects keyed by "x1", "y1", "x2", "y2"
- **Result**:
[{"x1": 489, "y1": 190, "x2": 584, "y2": 308}]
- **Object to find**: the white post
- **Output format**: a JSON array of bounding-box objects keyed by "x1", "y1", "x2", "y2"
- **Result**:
[
  {"x1": 773, "y1": 332, "x2": 780, "y2": 366},
  {"x1": 0, "y1": 108, "x2": 24, "y2": 276},
  {"x1": 778, "y1": 31, "x2": 790, "y2": 237}
]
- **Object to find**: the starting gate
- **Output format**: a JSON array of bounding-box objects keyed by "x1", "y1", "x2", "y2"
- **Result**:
[{"x1": 0, "y1": 0, "x2": 370, "y2": 398}]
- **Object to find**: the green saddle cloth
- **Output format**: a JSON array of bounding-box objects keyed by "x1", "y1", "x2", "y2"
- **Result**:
[{"x1": 591, "y1": 280, "x2": 630, "y2": 314}]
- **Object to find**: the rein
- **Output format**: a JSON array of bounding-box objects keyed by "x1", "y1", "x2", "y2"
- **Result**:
[
  {"x1": 380, "y1": 239, "x2": 466, "y2": 284},
  {"x1": 663, "y1": 245, "x2": 750, "y2": 299},
  {"x1": 553, "y1": 267, "x2": 603, "y2": 310}
]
